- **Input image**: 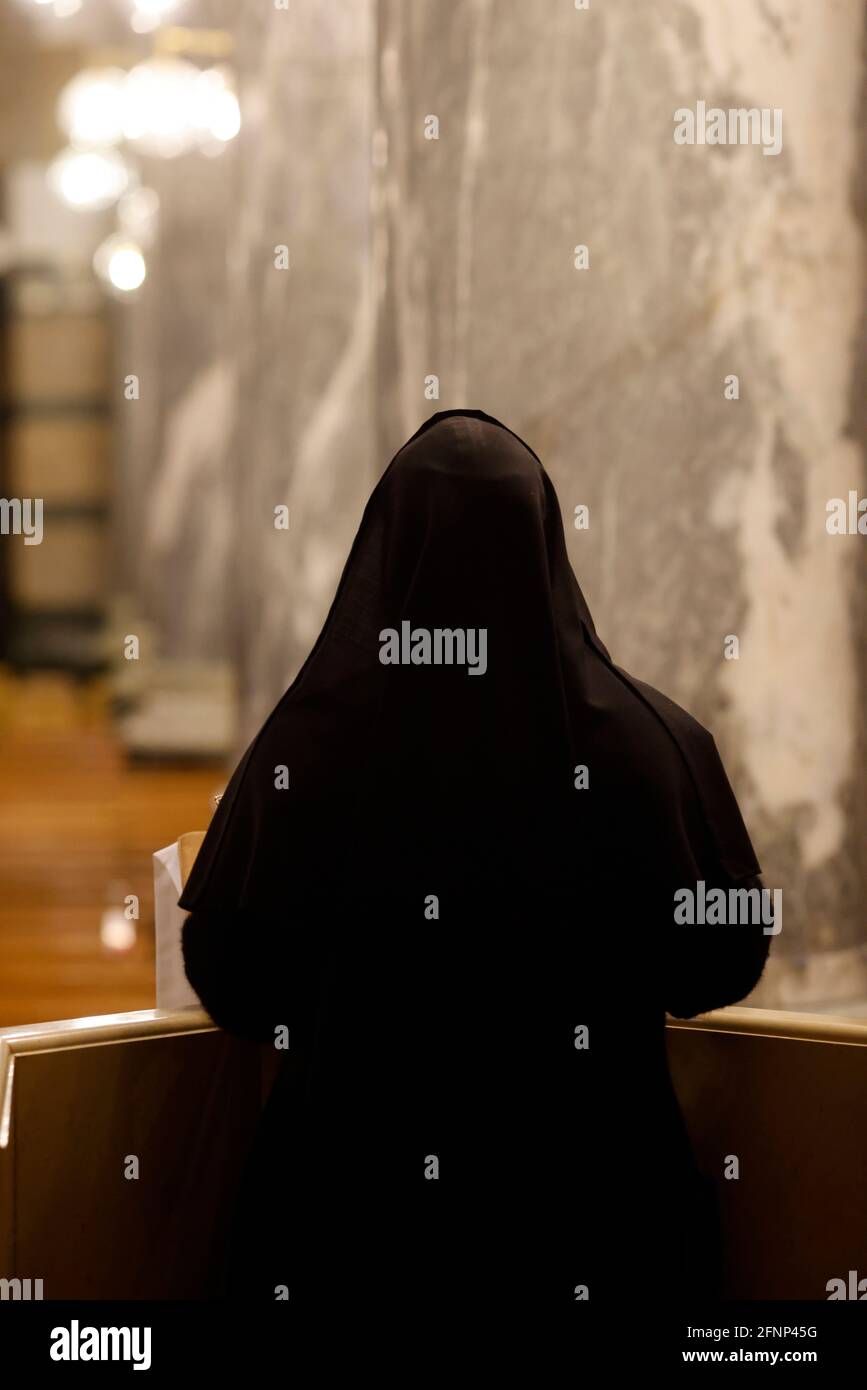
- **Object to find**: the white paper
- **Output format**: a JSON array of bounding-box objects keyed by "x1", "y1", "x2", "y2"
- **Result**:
[{"x1": 153, "y1": 842, "x2": 203, "y2": 1011}]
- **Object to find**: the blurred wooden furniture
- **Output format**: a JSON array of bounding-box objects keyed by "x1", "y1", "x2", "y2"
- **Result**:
[
  {"x1": 2, "y1": 272, "x2": 111, "y2": 673},
  {"x1": 667, "y1": 1007, "x2": 867, "y2": 1300},
  {"x1": 1, "y1": 997, "x2": 864, "y2": 1299},
  {"x1": 0, "y1": 1008, "x2": 259, "y2": 1299}
]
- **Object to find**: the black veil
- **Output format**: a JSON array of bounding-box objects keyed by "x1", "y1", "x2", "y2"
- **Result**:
[
  {"x1": 178, "y1": 407, "x2": 769, "y2": 1311},
  {"x1": 178, "y1": 407, "x2": 759, "y2": 919}
]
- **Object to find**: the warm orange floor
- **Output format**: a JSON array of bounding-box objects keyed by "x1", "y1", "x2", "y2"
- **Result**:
[{"x1": 0, "y1": 671, "x2": 225, "y2": 1027}]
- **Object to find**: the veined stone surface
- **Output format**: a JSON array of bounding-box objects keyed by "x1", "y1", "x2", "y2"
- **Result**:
[
  {"x1": 375, "y1": 0, "x2": 867, "y2": 1009},
  {"x1": 118, "y1": 0, "x2": 865, "y2": 1010}
]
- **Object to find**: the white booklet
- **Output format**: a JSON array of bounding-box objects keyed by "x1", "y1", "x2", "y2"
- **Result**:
[{"x1": 153, "y1": 840, "x2": 204, "y2": 1011}]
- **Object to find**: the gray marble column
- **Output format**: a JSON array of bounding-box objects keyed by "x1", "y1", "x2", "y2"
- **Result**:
[
  {"x1": 374, "y1": 0, "x2": 867, "y2": 1010},
  {"x1": 117, "y1": 0, "x2": 376, "y2": 730},
  {"x1": 116, "y1": 0, "x2": 866, "y2": 1010}
]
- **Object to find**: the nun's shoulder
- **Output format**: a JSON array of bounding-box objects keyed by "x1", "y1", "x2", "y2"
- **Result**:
[
  {"x1": 624, "y1": 673, "x2": 719, "y2": 755},
  {"x1": 620, "y1": 669, "x2": 761, "y2": 881}
]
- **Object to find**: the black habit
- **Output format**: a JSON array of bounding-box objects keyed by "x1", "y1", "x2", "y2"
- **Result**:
[{"x1": 180, "y1": 408, "x2": 770, "y2": 1317}]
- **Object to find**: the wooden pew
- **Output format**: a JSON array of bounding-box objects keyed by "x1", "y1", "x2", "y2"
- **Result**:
[
  {"x1": 0, "y1": 1009, "x2": 261, "y2": 1299},
  {"x1": 1, "y1": 1000, "x2": 864, "y2": 1300},
  {"x1": 667, "y1": 1007, "x2": 867, "y2": 1300}
]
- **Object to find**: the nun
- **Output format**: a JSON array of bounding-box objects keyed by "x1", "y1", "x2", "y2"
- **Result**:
[{"x1": 180, "y1": 408, "x2": 770, "y2": 1316}]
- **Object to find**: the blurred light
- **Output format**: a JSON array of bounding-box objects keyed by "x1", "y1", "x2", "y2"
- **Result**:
[
  {"x1": 57, "y1": 68, "x2": 126, "y2": 148},
  {"x1": 198, "y1": 138, "x2": 229, "y2": 160},
  {"x1": 53, "y1": 0, "x2": 82, "y2": 14},
  {"x1": 193, "y1": 67, "x2": 240, "y2": 143},
  {"x1": 133, "y1": 0, "x2": 181, "y2": 15},
  {"x1": 47, "y1": 147, "x2": 131, "y2": 211},
  {"x1": 117, "y1": 186, "x2": 160, "y2": 246},
  {"x1": 121, "y1": 57, "x2": 200, "y2": 157},
  {"x1": 130, "y1": 10, "x2": 160, "y2": 33},
  {"x1": 93, "y1": 234, "x2": 147, "y2": 293},
  {"x1": 100, "y1": 908, "x2": 137, "y2": 952},
  {"x1": 128, "y1": 0, "x2": 183, "y2": 31}
]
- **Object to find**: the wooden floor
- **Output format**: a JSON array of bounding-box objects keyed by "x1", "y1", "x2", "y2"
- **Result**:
[{"x1": 0, "y1": 671, "x2": 224, "y2": 1027}]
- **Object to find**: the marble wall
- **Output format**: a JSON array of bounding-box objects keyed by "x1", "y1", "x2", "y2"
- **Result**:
[
  {"x1": 373, "y1": 0, "x2": 867, "y2": 1012},
  {"x1": 118, "y1": 0, "x2": 376, "y2": 729},
  {"x1": 121, "y1": 0, "x2": 866, "y2": 1011}
]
